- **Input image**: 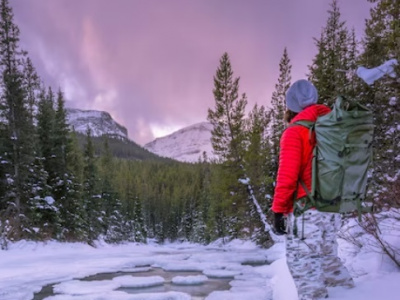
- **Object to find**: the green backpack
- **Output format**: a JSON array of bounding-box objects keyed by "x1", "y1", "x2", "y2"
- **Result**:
[{"x1": 294, "y1": 96, "x2": 374, "y2": 215}]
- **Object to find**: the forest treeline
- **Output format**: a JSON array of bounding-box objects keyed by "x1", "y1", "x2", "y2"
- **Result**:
[{"x1": 0, "y1": 0, "x2": 398, "y2": 249}]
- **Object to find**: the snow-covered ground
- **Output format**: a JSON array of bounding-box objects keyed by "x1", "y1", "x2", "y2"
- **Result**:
[{"x1": 0, "y1": 220, "x2": 399, "y2": 300}]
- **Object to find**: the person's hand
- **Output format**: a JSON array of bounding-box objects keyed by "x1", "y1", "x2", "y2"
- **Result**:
[{"x1": 273, "y1": 213, "x2": 286, "y2": 235}]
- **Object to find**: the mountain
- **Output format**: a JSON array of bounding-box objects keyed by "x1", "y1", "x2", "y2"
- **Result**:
[
  {"x1": 66, "y1": 108, "x2": 128, "y2": 140},
  {"x1": 65, "y1": 108, "x2": 215, "y2": 163},
  {"x1": 66, "y1": 108, "x2": 169, "y2": 161},
  {"x1": 144, "y1": 122, "x2": 216, "y2": 163}
]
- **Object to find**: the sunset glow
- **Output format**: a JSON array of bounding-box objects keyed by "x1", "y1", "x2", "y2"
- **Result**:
[{"x1": 13, "y1": 0, "x2": 372, "y2": 145}]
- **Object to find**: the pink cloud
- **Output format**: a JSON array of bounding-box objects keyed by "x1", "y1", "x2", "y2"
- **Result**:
[{"x1": 13, "y1": 0, "x2": 371, "y2": 145}]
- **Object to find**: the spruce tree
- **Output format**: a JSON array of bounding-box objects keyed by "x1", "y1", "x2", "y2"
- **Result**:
[
  {"x1": 207, "y1": 52, "x2": 248, "y2": 239},
  {"x1": 26, "y1": 155, "x2": 52, "y2": 239},
  {"x1": 346, "y1": 28, "x2": 360, "y2": 98},
  {"x1": 35, "y1": 87, "x2": 62, "y2": 237},
  {"x1": 82, "y1": 127, "x2": 101, "y2": 243},
  {"x1": 54, "y1": 89, "x2": 69, "y2": 176},
  {"x1": 208, "y1": 53, "x2": 247, "y2": 163},
  {"x1": 64, "y1": 130, "x2": 85, "y2": 240},
  {"x1": 52, "y1": 89, "x2": 69, "y2": 219},
  {"x1": 132, "y1": 195, "x2": 146, "y2": 242},
  {"x1": 52, "y1": 89, "x2": 84, "y2": 240},
  {"x1": 359, "y1": 0, "x2": 400, "y2": 196},
  {"x1": 269, "y1": 47, "x2": 292, "y2": 182},
  {"x1": 100, "y1": 137, "x2": 124, "y2": 243},
  {"x1": 37, "y1": 87, "x2": 56, "y2": 184},
  {"x1": 308, "y1": 0, "x2": 353, "y2": 106},
  {"x1": 22, "y1": 57, "x2": 40, "y2": 126},
  {"x1": 0, "y1": 0, "x2": 35, "y2": 240},
  {"x1": 191, "y1": 159, "x2": 211, "y2": 244},
  {"x1": 124, "y1": 184, "x2": 146, "y2": 243},
  {"x1": 243, "y1": 104, "x2": 274, "y2": 246}
]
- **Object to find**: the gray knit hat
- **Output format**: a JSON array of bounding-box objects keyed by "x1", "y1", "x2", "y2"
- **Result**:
[{"x1": 285, "y1": 79, "x2": 318, "y2": 113}]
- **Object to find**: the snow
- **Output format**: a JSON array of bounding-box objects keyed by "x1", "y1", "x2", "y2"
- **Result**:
[
  {"x1": 202, "y1": 269, "x2": 241, "y2": 278},
  {"x1": 158, "y1": 262, "x2": 203, "y2": 272},
  {"x1": 43, "y1": 291, "x2": 191, "y2": 300},
  {"x1": 389, "y1": 97, "x2": 397, "y2": 106},
  {"x1": 112, "y1": 275, "x2": 165, "y2": 288},
  {"x1": 53, "y1": 280, "x2": 121, "y2": 295},
  {"x1": 0, "y1": 226, "x2": 399, "y2": 300},
  {"x1": 239, "y1": 178, "x2": 277, "y2": 238},
  {"x1": 171, "y1": 275, "x2": 208, "y2": 285},
  {"x1": 144, "y1": 122, "x2": 216, "y2": 163},
  {"x1": 356, "y1": 59, "x2": 398, "y2": 85},
  {"x1": 65, "y1": 108, "x2": 128, "y2": 139},
  {"x1": 44, "y1": 196, "x2": 55, "y2": 205}
]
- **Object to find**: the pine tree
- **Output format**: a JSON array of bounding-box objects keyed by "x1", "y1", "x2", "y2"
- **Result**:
[
  {"x1": 208, "y1": 53, "x2": 248, "y2": 163},
  {"x1": 82, "y1": 127, "x2": 101, "y2": 243},
  {"x1": 0, "y1": 0, "x2": 35, "y2": 240},
  {"x1": 207, "y1": 52, "x2": 248, "y2": 239},
  {"x1": 22, "y1": 57, "x2": 40, "y2": 126},
  {"x1": 63, "y1": 130, "x2": 85, "y2": 241},
  {"x1": 359, "y1": 0, "x2": 400, "y2": 196},
  {"x1": 100, "y1": 137, "x2": 124, "y2": 243},
  {"x1": 346, "y1": 28, "x2": 360, "y2": 98},
  {"x1": 269, "y1": 47, "x2": 292, "y2": 182},
  {"x1": 124, "y1": 182, "x2": 146, "y2": 243},
  {"x1": 190, "y1": 159, "x2": 211, "y2": 244},
  {"x1": 26, "y1": 155, "x2": 52, "y2": 239},
  {"x1": 243, "y1": 104, "x2": 274, "y2": 246},
  {"x1": 21, "y1": 60, "x2": 48, "y2": 238},
  {"x1": 51, "y1": 89, "x2": 85, "y2": 240},
  {"x1": 53, "y1": 89, "x2": 69, "y2": 176},
  {"x1": 132, "y1": 196, "x2": 146, "y2": 242},
  {"x1": 308, "y1": 0, "x2": 353, "y2": 106},
  {"x1": 35, "y1": 87, "x2": 62, "y2": 237},
  {"x1": 52, "y1": 89, "x2": 70, "y2": 226},
  {"x1": 37, "y1": 87, "x2": 56, "y2": 184}
]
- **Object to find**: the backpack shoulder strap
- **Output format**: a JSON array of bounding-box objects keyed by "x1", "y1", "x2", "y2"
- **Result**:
[
  {"x1": 289, "y1": 120, "x2": 317, "y2": 216},
  {"x1": 291, "y1": 120, "x2": 314, "y2": 129},
  {"x1": 289, "y1": 120, "x2": 315, "y2": 144}
]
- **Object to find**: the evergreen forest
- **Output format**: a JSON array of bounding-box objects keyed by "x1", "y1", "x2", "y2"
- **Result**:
[{"x1": 0, "y1": 0, "x2": 398, "y2": 249}]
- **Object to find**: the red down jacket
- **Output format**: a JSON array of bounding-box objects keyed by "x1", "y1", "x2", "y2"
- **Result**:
[{"x1": 272, "y1": 104, "x2": 331, "y2": 214}]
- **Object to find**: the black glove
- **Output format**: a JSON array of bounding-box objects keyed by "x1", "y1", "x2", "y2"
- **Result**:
[{"x1": 273, "y1": 213, "x2": 286, "y2": 235}]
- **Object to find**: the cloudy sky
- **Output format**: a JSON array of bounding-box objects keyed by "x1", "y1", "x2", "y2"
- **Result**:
[{"x1": 12, "y1": 0, "x2": 372, "y2": 145}]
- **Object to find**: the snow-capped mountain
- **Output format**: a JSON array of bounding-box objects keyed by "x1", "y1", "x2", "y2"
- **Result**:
[
  {"x1": 65, "y1": 108, "x2": 215, "y2": 163},
  {"x1": 66, "y1": 108, "x2": 128, "y2": 140},
  {"x1": 144, "y1": 122, "x2": 216, "y2": 163}
]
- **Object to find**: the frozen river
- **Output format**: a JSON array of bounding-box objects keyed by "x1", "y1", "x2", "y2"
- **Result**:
[
  {"x1": 2, "y1": 227, "x2": 398, "y2": 300},
  {"x1": 0, "y1": 239, "x2": 280, "y2": 300},
  {"x1": 33, "y1": 268, "x2": 233, "y2": 300}
]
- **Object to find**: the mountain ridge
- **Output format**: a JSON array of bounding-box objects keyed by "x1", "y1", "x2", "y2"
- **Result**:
[
  {"x1": 66, "y1": 108, "x2": 168, "y2": 161},
  {"x1": 144, "y1": 121, "x2": 215, "y2": 163},
  {"x1": 66, "y1": 108, "x2": 128, "y2": 140},
  {"x1": 66, "y1": 107, "x2": 214, "y2": 163}
]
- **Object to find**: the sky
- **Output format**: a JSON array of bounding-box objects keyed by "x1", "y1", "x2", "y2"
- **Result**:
[{"x1": 12, "y1": 0, "x2": 372, "y2": 145}]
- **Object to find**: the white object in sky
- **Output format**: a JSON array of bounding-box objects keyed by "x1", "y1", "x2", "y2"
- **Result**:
[{"x1": 356, "y1": 59, "x2": 398, "y2": 85}]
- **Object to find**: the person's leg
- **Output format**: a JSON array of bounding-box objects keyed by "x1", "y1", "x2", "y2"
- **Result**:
[
  {"x1": 320, "y1": 213, "x2": 354, "y2": 288},
  {"x1": 286, "y1": 212, "x2": 328, "y2": 300}
]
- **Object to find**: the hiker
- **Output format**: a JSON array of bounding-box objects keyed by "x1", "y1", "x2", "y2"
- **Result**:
[{"x1": 271, "y1": 79, "x2": 354, "y2": 300}]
